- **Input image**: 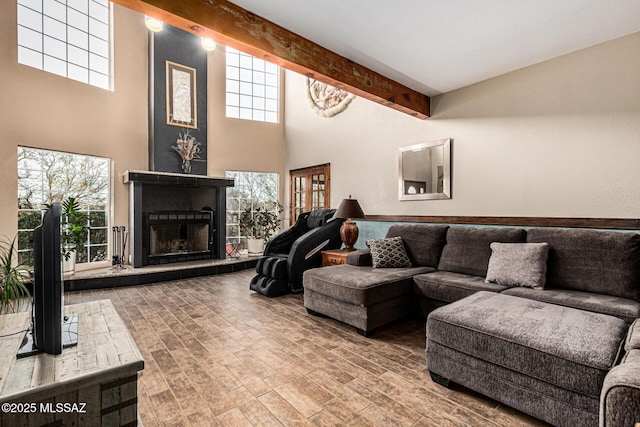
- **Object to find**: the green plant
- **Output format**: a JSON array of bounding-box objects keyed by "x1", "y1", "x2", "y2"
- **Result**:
[
  {"x1": 46, "y1": 197, "x2": 89, "y2": 261},
  {"x1": 0, "y1": 236, "x2": 31, "y2": 313},
  {"x1": 239, "y1": 203, "x2": 284, "y2": 243}
]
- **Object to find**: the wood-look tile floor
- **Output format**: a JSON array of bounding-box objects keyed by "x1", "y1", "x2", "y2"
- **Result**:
[{"x1": 66, "y1": 270, "x2": 549, "y2": 427}]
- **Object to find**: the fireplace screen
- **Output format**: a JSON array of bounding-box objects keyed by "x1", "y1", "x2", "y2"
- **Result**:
[{"x1": 144, "y1": 211, "x2": 214, "y2": 265}]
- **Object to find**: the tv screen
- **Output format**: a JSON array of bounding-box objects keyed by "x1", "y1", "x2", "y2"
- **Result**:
[{"x1": 18, "y1": 204, "x2": 77, "y2": 358}]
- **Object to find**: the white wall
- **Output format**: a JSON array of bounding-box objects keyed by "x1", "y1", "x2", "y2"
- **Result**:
[{"x1": 284, "y1": 31, "x2": 640, "y2": 219}]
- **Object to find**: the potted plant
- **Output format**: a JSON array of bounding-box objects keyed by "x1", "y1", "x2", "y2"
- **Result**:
[
  {"x1": 239, "y1": 204, "x2": 283, "y2": 254},
  {"x1": 46, "y1": 197, "x2": 89, "y2": 274},
  {"x1": 0, "y1": 236, "x2": 30, "y2": 313}
]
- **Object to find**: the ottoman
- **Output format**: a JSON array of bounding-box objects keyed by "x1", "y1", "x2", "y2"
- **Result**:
[
  {"x1": 426, "y1": 291, "x2": 628, "y2": 427},
  {"x1": 303, "y1": 264, "x2": 434, "y2": 336}
]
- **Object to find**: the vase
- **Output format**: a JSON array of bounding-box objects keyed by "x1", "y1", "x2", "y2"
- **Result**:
[
  {"x1": 182, "y1": 159, "x2": 191, "y2": 174},
  {"x1": 247, "y1": 238, "x2": 265, "y2": 255},
  {"x1": 63, "y1": 250, "x2": 76, "y2": 275}
]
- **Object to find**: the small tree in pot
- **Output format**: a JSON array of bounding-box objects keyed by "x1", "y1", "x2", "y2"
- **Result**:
[
  {"x1": 46, "y1": 197, "x2": 89, "y2": 272},
  {"x1": 239, "y1": 204, "x2": 283, "y2": 254}
]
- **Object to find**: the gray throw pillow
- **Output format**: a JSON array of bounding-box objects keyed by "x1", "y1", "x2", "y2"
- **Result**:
[
  {"x1": 485, "y1": 242, "x2": 549, "y2": 289},
  {"x1": 366, "y1": 237, "x2": 412, "y2": 268}
]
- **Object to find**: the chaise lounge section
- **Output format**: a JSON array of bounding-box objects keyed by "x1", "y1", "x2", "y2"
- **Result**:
[{"x1": 303, "y1": 224, "x2": 449, "y2": 336}]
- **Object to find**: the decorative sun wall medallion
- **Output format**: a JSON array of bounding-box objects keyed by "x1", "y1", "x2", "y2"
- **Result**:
[{"x1": 305, "y1": 77, "x2": 355, "y2": 117}]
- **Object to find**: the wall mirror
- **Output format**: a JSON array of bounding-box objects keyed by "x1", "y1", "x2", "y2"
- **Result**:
[{"x1": 398, "y1": 138, "x2": 451, "y2": 200}]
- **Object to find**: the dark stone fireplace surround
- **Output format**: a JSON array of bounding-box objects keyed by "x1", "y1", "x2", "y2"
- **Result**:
[{"x1": 124, "y1": 170, "x2": 234, "y2": 268}]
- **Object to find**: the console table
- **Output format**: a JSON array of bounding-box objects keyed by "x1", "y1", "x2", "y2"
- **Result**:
[{"x1": 0, "y1": 300, "x2": 144, "y2": 426}]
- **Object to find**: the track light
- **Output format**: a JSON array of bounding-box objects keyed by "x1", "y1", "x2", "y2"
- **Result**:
[
  {"x1": 201, "y1": 37, "x2": 216, "y2": 52},
  {"x1": 145, "y1": 16, "x2": 164, "y2": 32}
]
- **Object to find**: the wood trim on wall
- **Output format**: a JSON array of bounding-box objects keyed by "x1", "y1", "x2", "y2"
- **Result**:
[
  {"x1": 110, "y1": 0, "x2": 431, "y2": 118},
  {"x1": 364, "y1": 215, "x2": 640, "y2": 230}
]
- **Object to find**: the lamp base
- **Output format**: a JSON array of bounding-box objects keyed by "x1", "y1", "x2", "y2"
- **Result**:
[{"x1": 340, "y1": 219, "x2": 359, "y2": 251}]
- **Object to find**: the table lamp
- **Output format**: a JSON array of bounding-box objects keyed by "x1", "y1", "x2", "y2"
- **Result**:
[{"x1": 334, "y1": 195, "x2": 366, "y2": 251}]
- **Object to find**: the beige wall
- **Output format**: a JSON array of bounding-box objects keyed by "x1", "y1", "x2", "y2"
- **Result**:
[
  {"x1": 206, "y1": 46, "x2": 286, "y2": 199},
  {"x1": 284, "y1": 31, "x2": 640, "y2": 219},
  {"x1": 0, "y1": 2, "x2": 287, "y2": 267},
  {"x1": 0, "y1": 4, "x2": 148, "y2": 259}
]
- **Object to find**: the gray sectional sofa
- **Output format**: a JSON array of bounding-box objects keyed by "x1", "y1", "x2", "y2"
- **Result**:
[{"x1": 302, "y1": 224, "x2": 640, "y2": 427}]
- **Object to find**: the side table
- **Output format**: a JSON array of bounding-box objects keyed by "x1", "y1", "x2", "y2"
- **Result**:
[{"x1": 321, "y1": 249, "x2": 353, "y2": 266}]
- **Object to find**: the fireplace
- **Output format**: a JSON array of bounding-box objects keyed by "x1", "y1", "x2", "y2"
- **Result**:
[
  {"x1": 144, "y1": 211, "x2": 214, "y2": 265},
  {"x1": 124, "y1": 170, "x2": 234, "y2": 267}
]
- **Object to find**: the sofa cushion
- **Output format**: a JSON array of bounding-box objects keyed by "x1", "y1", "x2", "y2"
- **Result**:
[
  {"x1": 427, "y1": 291, "x2": 627, "y2": 398},
  {"x1": 485, "y1": 242, "x2": 549, "y2": 289},
  {"x1": 501, "y1": 287, "x2": 640, "y2": 325},
  {"x1": 625, "y1": 319, "x2": 640, "y2": 351},
  {"x1": 526, "y1": 228, "x2": 640, "y2": 301},
  {"x1": 346, "y1": 249, "x2": 372, "y2": 266},
  {"x1": 385, "y1": 224, "x2": 449, "y2": 267},
  {"x1": 413, "y1": 271, "x2": 508, "y2": 303},
  {"x1": 303, "y1": 264, "x2": 434, "y2": 306},
  {"x1": 437, "y1": 227, "x2": 527, "y2": 277},
  {"x1": 366, "y1": 237, "x2": 412, "y2": 268},
  {"x1": 622, "y1": 349, "x2": 640, "y2": 364}
]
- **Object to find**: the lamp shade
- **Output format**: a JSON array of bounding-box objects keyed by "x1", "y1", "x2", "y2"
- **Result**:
[{"x1": 335, "y1": 197, "x2": 365, "y2": 219}]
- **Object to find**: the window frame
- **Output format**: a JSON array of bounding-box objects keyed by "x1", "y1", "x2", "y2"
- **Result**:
[
  {"x1": 17, "y1": 0, "x2": 114, "y2": 90},
  {"x1": 225, "y1": 47, "x2": 280, "y2": 123},
  {"x1": 225, "y1": 171, "x2": 280, "y2": 249},
  {"x1": 17, "y1": 146, "x2": 111, "y2": 267}
]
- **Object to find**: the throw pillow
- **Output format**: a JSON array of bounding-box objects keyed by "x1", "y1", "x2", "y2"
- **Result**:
[
  {"x1": 366, "y1": 237, "x2": 412, "y2": 268},
  {"x1": 485, "y1": 242, "x2": 549, "y2": 289}
]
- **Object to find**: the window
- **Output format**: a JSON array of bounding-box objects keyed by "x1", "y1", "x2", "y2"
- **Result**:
[
  {"x1": 17, "y1": 147, "x2": 110, "y2": 266},
  {"x1": 226, "y1": 171, "x2": 279, "y2": 247},
  {"x1": 225, "y1": 47, "x2": 279, "y2": 123},
  {"x1": 17, "y1": 0, "x2": 112, "y2": 90},
  {"x1": 290, "y1": 164, "x2": 331, "y2": 222}
]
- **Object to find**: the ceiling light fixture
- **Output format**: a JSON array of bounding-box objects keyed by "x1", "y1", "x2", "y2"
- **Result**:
[
  {"x1": 201, "y1": 37, "x2": 216, "y2": 52},
  {"x1": 145, "y1": 16, "x2": 164, "y2": 32}
]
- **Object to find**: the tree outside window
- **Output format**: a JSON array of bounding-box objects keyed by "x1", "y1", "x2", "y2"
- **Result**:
[{"x1": 17, "y1": 147, "x2": 110, "y2": 266}]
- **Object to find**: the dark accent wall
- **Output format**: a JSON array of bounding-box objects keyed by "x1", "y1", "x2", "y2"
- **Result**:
[{"x1": 150, "y1": 25, "x2": 207, "y2": 175}]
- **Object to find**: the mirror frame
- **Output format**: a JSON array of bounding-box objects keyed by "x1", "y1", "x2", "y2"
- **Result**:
[{"x1": 398, "y1": 138, "x2": 451, "y2": 201}]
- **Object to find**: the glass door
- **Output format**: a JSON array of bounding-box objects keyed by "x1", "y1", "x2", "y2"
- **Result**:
[{"x1": 290, "y1": 164, "x2": 330, "y2": 222}]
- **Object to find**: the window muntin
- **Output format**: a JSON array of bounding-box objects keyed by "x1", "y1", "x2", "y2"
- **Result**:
[
  {"x1": 225, "y1": 171, "x2": 279, "y2": 248},
  {"x1": 225, "y1": 47, "x2": 279, "y2": 123},
  {"x1": 17, "y1": 147, "x2": 110, "y2": 266},
  {"x1": 17, "y1": 0, "x2": 112, "y2": 90}
]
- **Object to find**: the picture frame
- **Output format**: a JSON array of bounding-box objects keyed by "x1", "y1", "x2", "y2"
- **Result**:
[{"x1": 166, "y1": 61, "x2": 197, "y2": 128}]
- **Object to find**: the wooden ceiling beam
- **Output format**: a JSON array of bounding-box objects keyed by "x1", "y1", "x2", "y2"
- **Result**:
[{"x1": 110, "y1": 0, "x2": 431, "y2": 118}]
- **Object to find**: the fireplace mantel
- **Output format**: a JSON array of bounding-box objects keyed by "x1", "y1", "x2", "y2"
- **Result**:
[{"x1": 123, "y1": 170, "x2": 234, "y2": 188}]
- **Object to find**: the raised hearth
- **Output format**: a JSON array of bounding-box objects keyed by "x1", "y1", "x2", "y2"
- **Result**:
[
  {"x1": 124, "y1": 170, "x2": 234, "y2": 267},
  {"x1": 63, "y1": 256, "x2": 260, "y2": 291}
]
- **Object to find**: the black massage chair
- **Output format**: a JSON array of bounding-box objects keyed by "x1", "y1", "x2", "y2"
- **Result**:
[{"x1": 250, "y1": 209, "x2": 345, "y2": 297}]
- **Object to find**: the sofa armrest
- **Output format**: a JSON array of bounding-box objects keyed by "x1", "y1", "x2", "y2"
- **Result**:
[
  {"x1": 347, "y1": 249, "x2": 372, "y2": 266},
  {"x1": 600, "y1": 357, "x2": 640, "y2": 427}
]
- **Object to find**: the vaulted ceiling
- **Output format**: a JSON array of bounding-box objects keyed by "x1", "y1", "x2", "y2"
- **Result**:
[
  {"x1": 112, "y1": 0, "x2": 640, "y2": 118},
  {"x1": 228, "y1": 0, "x2": 640, "y2": 96}
]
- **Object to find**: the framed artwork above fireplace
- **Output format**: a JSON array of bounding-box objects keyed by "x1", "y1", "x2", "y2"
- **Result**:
[{"x1": 166, "y1": 61, "x2": 197, "y2": 129}]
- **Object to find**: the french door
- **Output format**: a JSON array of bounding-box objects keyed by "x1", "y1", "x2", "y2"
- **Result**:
[{"x1": 290, "y1": 164, "x2": 331, "y2": 222}]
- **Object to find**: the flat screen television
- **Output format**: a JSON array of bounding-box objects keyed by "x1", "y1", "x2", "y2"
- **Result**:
[{"x1": 18, "y1": 203, "x2": 77, "y2": 358}]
